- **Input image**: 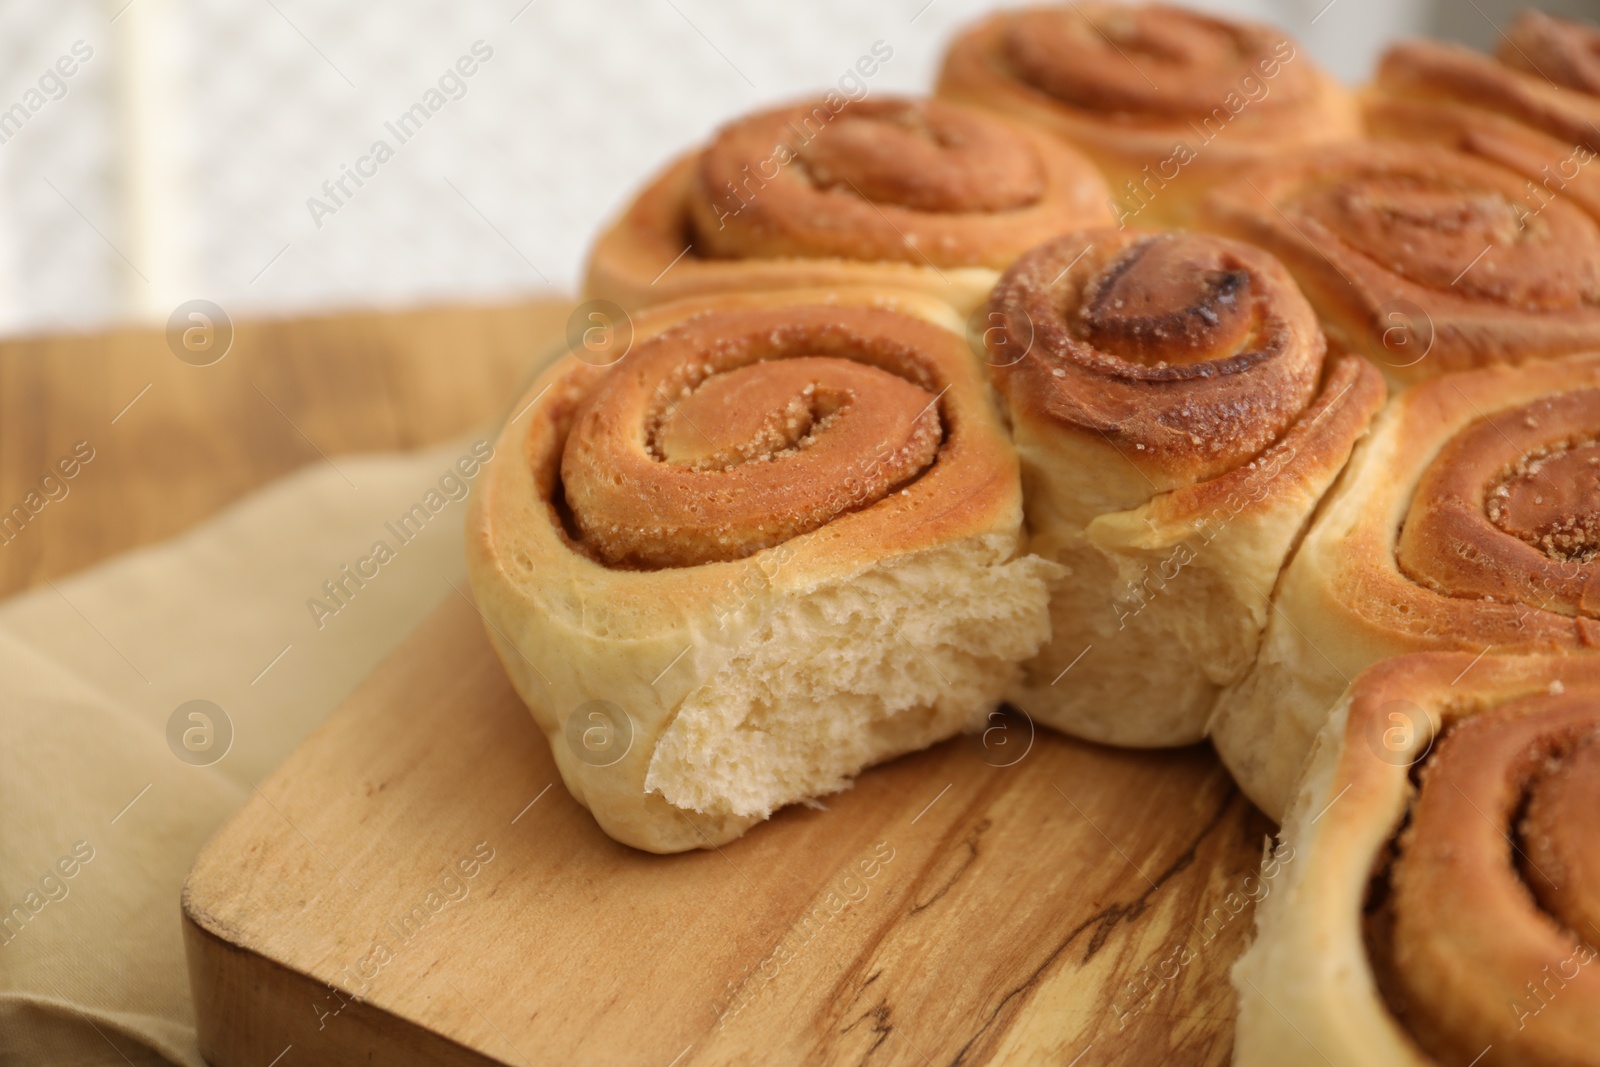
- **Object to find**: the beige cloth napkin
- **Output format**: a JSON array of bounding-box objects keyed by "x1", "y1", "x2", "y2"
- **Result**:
[{"x1": 0, "y1": 437, "x2": 497, "y2": 1066}]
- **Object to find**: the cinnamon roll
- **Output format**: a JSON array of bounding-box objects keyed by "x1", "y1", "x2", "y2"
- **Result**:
[
  {"x1": 466, "y1": 288, "x2": 1059, "y2": 852},
  {"x1": 937, "y1": 3, "x2": 1358, "y2": 228},
  {"x1": 980, "y1": 228, "x2": 1384, "y2": 746},
  {"x1": 584, "y1": 96, "x2": 1111, "y2": 317},
  {"x1": 1212, "y1": 355, "x2": 1600, "y2": 821},
  {"x1": 1365, "y1": 13, "x2": 1600, "y2": 223},
  {"x1": 1197, "y1": 141, "x2": 1600, "y2": 382},
  {"x1": 1234, "y1": 652, "x2": 1600, "y2": 1067}
]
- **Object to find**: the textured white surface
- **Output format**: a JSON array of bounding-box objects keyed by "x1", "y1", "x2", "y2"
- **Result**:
[
  {"x1": 2, "y1": 0, "x2": 1443, "y2": 335},
  {"x1": 0, "y1": 0, "x2": 125, "y2": 332}
]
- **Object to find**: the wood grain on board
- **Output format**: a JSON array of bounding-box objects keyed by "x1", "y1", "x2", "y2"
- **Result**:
[
  {"x1": 0, "y1": 299, "x2": 571, "y2": 599},
  {"x1": 183, "y1": 595, "x2": 1276, "y2": 1067}
]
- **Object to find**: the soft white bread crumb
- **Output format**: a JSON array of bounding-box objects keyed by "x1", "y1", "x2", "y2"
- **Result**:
[{"x1": 647, "y1": 535, "x2": 1058, "y2": 818}]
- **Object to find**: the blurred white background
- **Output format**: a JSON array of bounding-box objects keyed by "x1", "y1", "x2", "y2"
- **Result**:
[{"x1": 0, "y1": 0, "x2": 1589, "y2": 336}]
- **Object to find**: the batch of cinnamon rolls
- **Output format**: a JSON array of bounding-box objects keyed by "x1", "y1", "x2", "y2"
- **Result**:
[{"x1": 465, "y1": 5, "x2": 1600, "y2": 1063}]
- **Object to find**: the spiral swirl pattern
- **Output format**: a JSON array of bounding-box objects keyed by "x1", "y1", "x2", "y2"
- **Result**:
[
  {"x1": 999, "y1": 3, "x2": 1317, "y2": 119},
  {"x1": 1208, "y1": 355, "x2": 1600, "y2": 824},
  {"x1": 1373, "y1": 694, "x2": 1600, "y2": 1066},
  {"x1": 1198, "y1": 142, "x2": 1600, "y2": 378},
  {"x1": 985, "y1": 229, "x2": 1325, "y2": 481},
  {"x1": 544, "y1": 302, "x2": 1017, "y2": 575},
  {"x1": 468, "y1": 289, "x2": 1048, "y2": 852},
  {"x1": 1397, "y1": 387, "x2": 1600, "y2": 615},
  {"x1": 585, "y1": 95, "x2": 1112, "y2": 315},
  {"x1": 688, "y1": 97, "x2": 1111, "y2": 269},
  {"x1": 561, "y1": 307, "x2": 954, "y2": 568},
  {"x1": 1365, "y1": 24, "x2": 1600, "y2": 236},
  {"x1": 1499, "y1": 10, "x2": 1600, "y2": 96},
  {"x1": 1231, "y1": 653, "x2": 1600, "y2": 1066},
  {"x1": 1300, "y1": 174, "x2": 1597, "y2": 310},
  {"x1": 937, "y1": 4, "x2": 1357, "y2": 226},
  {"x1": 1373, "y1": 36, "x2": 1600, "y2": 149},
  {"x1": 981, "y1": 226, "x2": 1383, "y2": 750}
]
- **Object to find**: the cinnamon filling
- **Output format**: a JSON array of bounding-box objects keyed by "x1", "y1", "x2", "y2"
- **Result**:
[
  {"x1": 1395, "y1": 389, "x2": 1600, "y2": 614},
  {"x1": 1302, "y1": 176, "x2": 1600, "y2": 310},
  {"x1": 1363, "y1": 700, "x2": 1600, "y2": 1067},
  {"x1": 791, "y1": 99, "x2": 1043, "y2": 213},
  {"x1": 684, "y1": 95, "x2": 1107, "y2": 269},
  {"x1": 558, "y1": 307, "x2": 954, "y2": 569},
  {"x1": 1075, "y1": 237, "x2": 1256, "y2": 366},
  {"x1": 1000, "y1": 3, "x2": 1311, "y2": 118},
  {"x1": 1488, "y1": 439, "x2": 1600, "y2": 564},
  {"x1": 984, "y1": 228, "x2": 1322, "y2": 479}
]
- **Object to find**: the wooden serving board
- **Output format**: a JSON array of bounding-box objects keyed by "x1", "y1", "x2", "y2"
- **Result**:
[
  {"x1": 184, "y1": 594, "x2": 1275, "y2": 1067},
  {"x1": 0, "y1": 298, "x2": 571, "y2": 598}
]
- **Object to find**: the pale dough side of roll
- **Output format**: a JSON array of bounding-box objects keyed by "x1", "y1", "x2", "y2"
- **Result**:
[
  {"x1": 1010, "y1": 358, "x2": 1382, "y2": 746},
  {"x1": 1208, "y1": 404, "x2": 1415, "y2": 819},
  {"x1": 1232, "y1": 686, "x2": 1432, "y2": 1067},
  {"x1": 1234, "y1": 652, "x2": 1600, "y2": 1066},
  {"x1": 984, "y1": 229, "x2": 1384, "y2": 748},
  {"x1": 1211, "y1": 357, "x2": 1600, "y2": 820}
]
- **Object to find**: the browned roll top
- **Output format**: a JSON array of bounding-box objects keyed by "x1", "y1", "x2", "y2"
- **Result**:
[
  {"x1": 1370, "y1": 694, "x2": 1600, "y2": 1067},
  {"x1": 1374, "y1": 34, "x2": 1600, "y2": 158},
  {"x1": 984, "y1": 229, "x2": 1324, "y2": 480},
  {"x1": 1297, "y1": 167, "x2": 1600, "y2": 312},
  {"x1": 1364, "y1": 12, "x2": 1600, "y2": 229},
  {"x1": 1498, "y1": 9, "x2": 1600, "y2": 97},
  {"x1": 1197, "y1": 142, "x2": 1600, "y2": 378},
  {"x1": 1398, "y1": 387, "x2": 1600, "y2": 617},
  {"x1": 999, "y1": 3, "x2": 1315, "y2": 120},
  {"x1": 688, "y1": 96, "x2": 1108, "y2": 269},
  {"x1": 559, "y1": 304, "x2": 994, "y2": 569}
]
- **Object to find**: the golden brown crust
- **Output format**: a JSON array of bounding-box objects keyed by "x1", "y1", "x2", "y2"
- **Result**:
[
  {"x1": 561, "y1": 306, "x2": 981, "y2": 568},
  {"x1": 1499, "y1": 10, "x2": 1600, "y2": 95},
  {"x1": 1210, "y1": 353, "x2": 1600, "y2": 823},
  {"x1": 1321, "y1": 357, "x2": 1600, "y2": 651},
  {"x1": 1396, "y1": 387, "x2": 1600, "y2": 613},
  {"x1": 1363, "y1": 27, "x2": 1600, "y2": 272},
  {"x1": 515, "y1": 295, "x2": 1016, "y2": 579},
  {"x1": 1235, "y1": 655, "x2": 1600, "y2": 1062},
  {"x1": 987, "y1": 227, "x2": 1384, "y2": 748},
  {"x1": 1362, "y1": 91, "x2": 1600, "y2": 221},
  {"x1": 1374, "y1": 37, "x2": 1600, "y2": 155},
  {"x1": 1196, "y1": 141, "x2": 1600, "y2": 381},
  {"x1": 1238, "y1": 653, "x2": 1600, "y2": 1067},
  {"x1": 466, "y1": 287, "x2": 1034, "y2": 851},
  {"x1": 584, "y1": 96, "x2": 1110, "y2": 314},
  {"x1": 1382, "y1": 695, "x2": 1600, "y2": 1066},
  {"x1": 691, "y1": 98, "x2": 1092, "y2": 267},
  {"x1": 1143, "y1": 353, "x2": 1385, "y2": 526},
  {"x1": 937, "y1": 4, "x2": 1358, "y2": 226},
  {"x1": 1001, "y1": 346, "x2": 1383, "y2": 747},
  {"x1": 985, "y1": 228, "x2": 1329, "y2": 483},
  {"x1": 1234, "y1": 652, "x2": 1600, "y2": 1066},
  {"x1": 1000, "y1": 4, "x2": 1315, "y2": 117}
]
